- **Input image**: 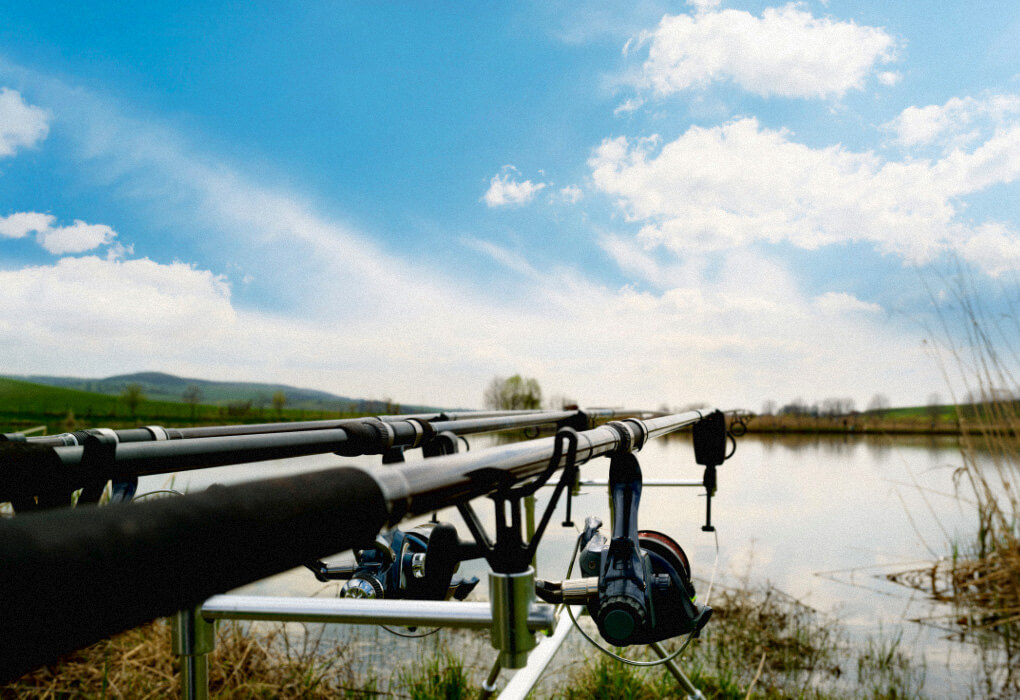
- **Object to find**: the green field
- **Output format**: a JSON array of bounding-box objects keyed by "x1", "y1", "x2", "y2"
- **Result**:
[{"x1": 0, "y1": 376, "x2": 357, "y2": 433}]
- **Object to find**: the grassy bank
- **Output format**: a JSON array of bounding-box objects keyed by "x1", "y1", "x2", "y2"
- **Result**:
[
  {"x1": 2, "y1": 580, "x2": 928, "y2": 699},
  {"x1": 746, "y1": 411, "x2": 959, "y2": 436}
]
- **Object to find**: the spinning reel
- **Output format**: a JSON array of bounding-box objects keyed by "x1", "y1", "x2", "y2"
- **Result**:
[
  {"x1": 306, "y1": 522, "x2": 479, "y2": 601},
  {"x1": 535, "y1": 451, "x2": 712, "y2": 647}
]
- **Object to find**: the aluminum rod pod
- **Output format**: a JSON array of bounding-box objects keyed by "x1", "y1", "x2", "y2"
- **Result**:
[
  {"x1": 199, "y1": 595, "x2": 557, "y2": 632},
  {"x1": 0, "y1": 409, "x2": 711, "y2": 680},
  {"x1": 498, "y1": 608, "x2": 576, "y2": 700},
  {"x1": 173, "y1": 607, "x2": 216, "y2": 700},
  {"x1": 489, "y1": 568, "x2": 538, "y2": 669}
]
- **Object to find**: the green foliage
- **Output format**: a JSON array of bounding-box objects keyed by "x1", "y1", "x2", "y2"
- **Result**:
[
  {"x1": 120, "y1": 382, "x2": 146, "y2": 417},
  {"x1": 856, "y1": 630, "x2": 926, "y2": 699},
  {"x1": 483, "y1": 374, "x2": 542, "y2": 410},
  {"x1": 555, "y1": 656, "x2": 665, "y2": 700},
  {"x1": 399, "y1": 653, "x2": 476, "y2": 700},
  {"x1": 272, "y1": 390, "x2": 287, "y2": 417}
]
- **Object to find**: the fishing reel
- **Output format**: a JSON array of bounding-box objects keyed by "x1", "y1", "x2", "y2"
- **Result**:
[
  {"x1": 305, "y1": 521, "x2": 478, "y2": 601},
  {"x1": 535, "y1": 452, "x2": 711, "y2": 647}
]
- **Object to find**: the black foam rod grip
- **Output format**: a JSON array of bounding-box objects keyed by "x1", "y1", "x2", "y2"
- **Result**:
[{"x1": 0, "y1": 466, "x2": 388, "y2": 681}]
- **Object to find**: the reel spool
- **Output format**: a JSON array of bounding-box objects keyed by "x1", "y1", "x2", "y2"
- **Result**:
[{"x1": 306, "y1": 521, "x2": 478, "y2": 601}]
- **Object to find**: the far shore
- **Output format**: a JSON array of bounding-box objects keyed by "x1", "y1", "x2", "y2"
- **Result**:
[{"x1": 740, "y1": 414, "x2": 987, "y2": 436}]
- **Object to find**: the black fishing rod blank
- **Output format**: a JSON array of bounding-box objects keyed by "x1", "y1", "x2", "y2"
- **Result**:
[
  {"x1": 3, "y1": 408, "x2": 592, "y2": 446},
  {"x1": 0, "y1": 409, "x2": 594, "y2": 509},
  {"x1": 0, "y1": 409, "x2": 720, "y2": 681}
]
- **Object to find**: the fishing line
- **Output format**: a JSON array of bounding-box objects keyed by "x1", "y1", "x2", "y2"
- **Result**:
[{"x1": 561, "y1": 533, "x2": 698, "y2": 668}]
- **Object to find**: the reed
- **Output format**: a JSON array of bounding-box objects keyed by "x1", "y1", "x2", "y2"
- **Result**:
[{"x1": 923, "y1": 266, "x2": 1020, "y2": 695}]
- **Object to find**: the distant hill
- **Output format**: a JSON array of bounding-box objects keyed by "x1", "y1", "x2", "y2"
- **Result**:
[{"x1": 4, "y1": 371, "x2": 444, "y2": 415}]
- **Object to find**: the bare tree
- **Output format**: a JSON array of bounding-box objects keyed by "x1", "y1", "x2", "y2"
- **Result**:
[
  {"x1": 867, "y1": 393, "x2": 890, "y2": 413},
  {"x1": 484, "y1": 375, "x2": 542, "y2": 410},
  {"x1": 182, "y1": 384, "x2": 203, "y2": 420},
  {"x1": 781, "y1": 398, "x2": 808, "y2": 416},
  {"x1": 821, "y1": 397, "x2": 857, "y2": 417}
]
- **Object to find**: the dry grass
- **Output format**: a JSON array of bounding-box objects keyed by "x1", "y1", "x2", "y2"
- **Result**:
[{"x1": 1, "y1": 618, "x2": 370, "y2": 699}]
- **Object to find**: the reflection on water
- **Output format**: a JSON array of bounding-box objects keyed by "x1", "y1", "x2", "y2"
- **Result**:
[{"x1": 141, "y1": 432, "x2": 988, "y2": 695}]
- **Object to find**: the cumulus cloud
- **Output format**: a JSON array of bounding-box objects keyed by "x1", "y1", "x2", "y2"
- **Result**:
[
  {"x1": 0, "y1": 256, "x2": 233, "y2": 327},
  {"x1": 0, "y1": 211, "x2": 117, "y2": 253},
  {"x1": 0, "y1": 87, "x2": 49, "y2": 157},
  {"x1": 0, "y1": 57, "x2": 949, "y2": 411},
  {"x1": 884, "y1": 94, "x2": 1020, "y2": 150},
  {"x1": 559, "y1": 185, "x2": 584, "y2": 204},
  {"x1": 589, "y1": 116, "x2": 1020, "y2": 275},
  {"x1": 37, "y1": 220, "x2": 117, "y2": 254},
  {"x1": 631, "y1": 4, "x2": 898, "y2": 99},
  {"x1": 483, "y1": 166, "x2": 548, "y2": 207},
  {"x1": 877, "y1": 71, "x2": 902, "y2": 87},
  {"x1": 0, "y1": 211, "x2": 54, "y2": 239}
]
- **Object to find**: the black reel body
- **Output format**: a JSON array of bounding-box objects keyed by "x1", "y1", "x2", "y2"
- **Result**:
[
  {"x1": 306, "y1": 521, "x2": 478, "y2": 601},
  {"x1": 535, "y1": 451, "x2": 711, "y2": 647},
  {"x1": 576, "y1": 522, "x2": 709, "y2": 646}
]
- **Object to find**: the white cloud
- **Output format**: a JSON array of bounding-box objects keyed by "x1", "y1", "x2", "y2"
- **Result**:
[
  {"x1": 37, "y1": 220, "x2": 117, "y2": 254},
  {"x1": 0, "y1": 256, "x2": 234, "y2": 339},
  {"x1": 813, "y1": 292, "x2": 882, "y2": 314},
  {"x1": 461, "y1": 237, "x2": 538, "y2": 276},
  {"x1": 483, "y1": 166, "x2": 548, "y2": 207},
  {"x1": 614, "y1": 98, "x2": 645, "y2": 116},
  {"x1": 0, "y1": 87, "x2": 49, "y2": 157},
  {"x1": 559, "y1": 185, "x2": 584, "y2": 204},
  {"x1": 632, "y1": 4, "x2": 898, "y2": 99},
  {"x1": 686, "y1": 0, "x2": 721, "y2": 12},
  {"x1": 877, "y1": 71, "x2": 902, "y2": 87},
  {"x1": 0, "y1": 211, "x2": 117, "y2": 254},
  {"x1": 589, "y1": 116, "x2": 1020, "y2": 275},
  {"x1": 884, "y1": 94, "x2": 1020, "y2": 149},
  {"x1": 0, "y1": 58, "x2": 949, "y2": 412},
  {"x1": 0, "y1": 211, "x2": 54, "y2": 238}
]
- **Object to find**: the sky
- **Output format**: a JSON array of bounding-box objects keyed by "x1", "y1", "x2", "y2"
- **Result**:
[{"x1": 1, "y1": 1, "x2": 1019, "y2": 411}]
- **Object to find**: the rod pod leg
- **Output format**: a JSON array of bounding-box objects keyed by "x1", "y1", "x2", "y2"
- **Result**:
[
  {"x1": 172, "y1": 606, "x2": 216, "y2": 700},
  {"x1": 489, "y1": 568, "x2": 538, "y2": 669},
  {"x1": 650, "y1": 641, "x2": 705, "y2": 700}
]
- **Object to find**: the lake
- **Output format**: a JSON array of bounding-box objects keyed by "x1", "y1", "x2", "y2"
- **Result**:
[{"x1": 138, "y1": 429, "x2": 993, "y2": 696}]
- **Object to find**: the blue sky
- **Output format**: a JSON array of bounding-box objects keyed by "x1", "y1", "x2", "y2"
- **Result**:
[{"x1": 1, "y1": 1, "x2": 1019, "y2": 411}]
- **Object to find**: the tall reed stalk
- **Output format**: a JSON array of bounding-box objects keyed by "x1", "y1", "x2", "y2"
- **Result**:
[{"x1": 926, "y1": 266, "x2": 1020, "y2": 695}]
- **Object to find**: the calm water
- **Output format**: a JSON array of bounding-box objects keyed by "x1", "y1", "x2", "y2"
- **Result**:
[{"x1": 139, "y1": 431, "x2": 990, "y2": 695}]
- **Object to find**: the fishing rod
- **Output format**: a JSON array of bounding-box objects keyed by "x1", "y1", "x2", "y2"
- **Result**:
[
  {"x1": 0, "y1": 408, "x2": 620, "y2": 512},
  {"x1": 0, "y1": 409, "x2": 735, "y2": 681},
  {"x1": 0, "y1": 408, "x2": 600, "y2": 446}
]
